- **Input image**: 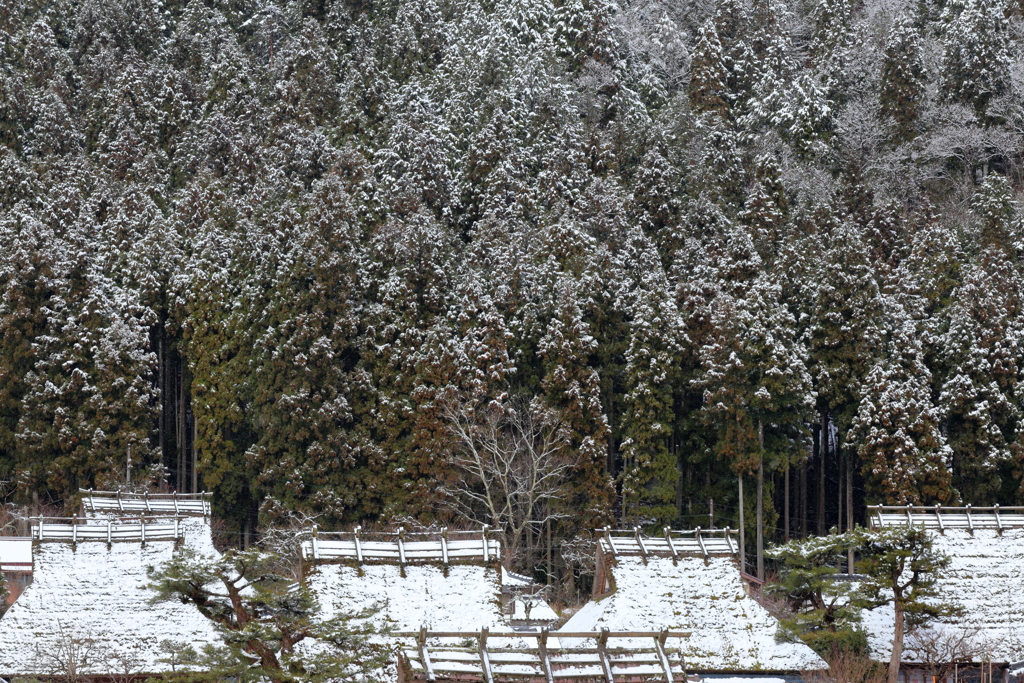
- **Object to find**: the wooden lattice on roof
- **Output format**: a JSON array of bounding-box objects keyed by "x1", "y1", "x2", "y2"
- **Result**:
[
  {"x1": 597, "y1": 527, "x2": 739, "y2": 560},
  {"x1": 868, "y1": 505, "x2": 1024, "y2": 533},
  {"x1": 397, "y1": 627, "x2": 691, "y2": 683},
  {"x1": 79, "y1": 489, "x2": 212, "y2": 517},
  {"x1": 30, "y1": 515, "x2": 185, "y2": 544},
  {"x1": 301, "y1": 526, "x2": 501, "y2": 565}
]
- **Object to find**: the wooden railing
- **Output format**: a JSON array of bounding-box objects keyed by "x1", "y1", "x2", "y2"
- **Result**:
[
  {"x1": 301, "y1": 526, "x2": 501, "y2": 564},
  {"x1": 79, "y1": 489, "x2": 211, "y2": 518},
  {"x1": 31, "y1": 515, "x2": 184, "y2": 544},
  {"x1": 597, "y1": 527, "x2": 739, "y2": 559},
  {"x1": 868, "y1": 505, "x2": 1024, "y2": 533},
  {"x1": 398, "y1": 627, "x2": 690, "y2": 683}
]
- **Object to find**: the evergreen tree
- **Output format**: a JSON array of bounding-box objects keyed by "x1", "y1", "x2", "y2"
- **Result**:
[
  {"x1": 850, "y1": 319, "x2": 955, "y2": 505},
  {"x1": 940, "y1": 0, "x2": 1013, "y2": 114},
  {"x1": 880, "y1": 15, "x2": 926, "y2": 142},
  {"x1": 855, "y1": 526, "x2": 960, "y2": 683},
  {"x1": 768, "y1": 530, "x2": 868, "y2": 656}
]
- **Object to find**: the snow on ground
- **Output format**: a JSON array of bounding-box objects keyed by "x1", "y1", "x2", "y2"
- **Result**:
[
  {"x1": 861, "y1": 528, "x2": 1024, "y2": 663},
  {"x1": 0, "y1": 520, "x2": 221, "y2": 676},
  {"x1": 558, "y1": 556, "x2": 825, "y2": 672}
]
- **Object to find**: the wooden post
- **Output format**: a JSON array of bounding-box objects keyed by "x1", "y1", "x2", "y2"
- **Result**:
[
  {"x1": 655, "y1": 630, "x2": 674, "y2": 682},
  {"x1": 478, "y1": 627, "x2": 493, "y2": 683},
  {"x1": 107, "y1": 519, "x2": 112, "y2": 545},
  {"x1": 141, "y1": 516, "x2": 147, "y2": 545},
  {"x1": 695, "y1": 527, "x2": 707, "y2": 559},
  {"x1": 72, "y1": 514, "x2": 78, "y2": 544},
  {"x1": 634, "y1": 526, "x2": 648, "y2": 561},
  {"x1": 354, "y1": 526, "x2": 364, "y2": 564},
  {"x1": 597, "y1": 628, "x2": 615, "y2": 683},
  {"x1": 709, "y1": 498, "x2": 714, "y2": 529},
  {"x1": 440, "y1": 528, "x2": 449, "y2": 565},
  {"x1": 966, "y1": 504, "x2": 974, "y2": 535},
  {"x1": 603, "y1": 526, "x2": 617, "y2": 557},
  {"x1": 482, "y1": 525, "x2": 490, "y2": 562},
  {"x1": 935, "y1": 504, "x2": 944, "y2": 534},
  {"x1": 172, "y1": 492, "x2": 179, "y2": 516},
  {"x1": 664, "y1": 527, "x2": 678, "y2": 560},
  {"x1": 724, "y1": 527, "x2": 736, "y2": 555},
  {"x1": 538, "y1": 627, "x2": 555, "y2": 683},
  {"x1": 398, "y1": 526, "x2": 407, "y2": 565},
  {"x1": 994, "y1": 504, "x2": 1003, "y2": 533},
  {"x1": 312, "y1": 525, "x2": 320, "y2": 561},
  {"x1": 417, "y1": 625, "x2": 436, "y2": 683}
]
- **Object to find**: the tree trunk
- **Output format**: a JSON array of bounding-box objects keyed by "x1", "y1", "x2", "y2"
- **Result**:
[
  {"x1": 738, "y1": 474, "x2": 745, "y2": 574},
  {"x1": 889, "y1": 598, "x2": 905, "y2": 683},
  {"x1": 818, "y1": 410, "x2": 828, "y2": 536},
  {"x1": 784, "y1": 460, "x2": 790, "y2": 542},
  {"x1": 192, "y1": 416, "x2": 198, "y2": 494},
  {"x1": 800, "y1": 458, "x2": 808, "y2": 538},
  {"x1": 847, "y1": 449, "x2": 855, "y2": 570},
  {"x1": 757, "y1": 420, "x2": 764, "y2": 581}
]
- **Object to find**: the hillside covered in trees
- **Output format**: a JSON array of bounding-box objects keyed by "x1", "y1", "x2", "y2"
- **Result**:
[{"x1": 1, "y1": 0, "x2": 1022, "y2": 582}]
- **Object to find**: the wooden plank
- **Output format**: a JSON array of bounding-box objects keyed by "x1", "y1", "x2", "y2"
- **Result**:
[
  {"x1": 538, "y1": 627, "x2": 555, "y2": 683},
  {"x1": 418, "y1": 625, "x2": 437, "y2": 683},
  {"x1": 479, "y1": 627, "x2": 494, "y2": 683},
  {"x1": 596, "y1": 629, "x2": 614, "y2": 683},
  {"x1": 663, "y1": 527, "x2": 678, "y2": 560},
  {"x1": 654, "y1": 631, "x2": 673, "y2": 683}
]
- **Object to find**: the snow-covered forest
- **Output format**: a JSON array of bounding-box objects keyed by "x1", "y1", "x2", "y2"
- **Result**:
[{"x1": 0, "y1": 0, "x2": 1022, "y2": 580}]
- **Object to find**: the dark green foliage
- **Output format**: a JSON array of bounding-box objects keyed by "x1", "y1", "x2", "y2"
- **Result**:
[
  {"x1": 768, "y1": 530, "x2": 867, "y2": 656},
  {"x1": 0, "y1": 0, "x2": 1021, "y2": 588},
  {"x1": 148, "y1": 548, "x2": 389, "y2": 683}
]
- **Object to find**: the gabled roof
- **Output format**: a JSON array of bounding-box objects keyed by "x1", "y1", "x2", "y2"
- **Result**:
[
  {"x1": 0, "y1": 518, "x2": 220, "y2": 676},
  {"x1": 559, "y1": 556, "x2": 826, "y2": 673},
  {"x1": 862, "y1": 527, "x2": 1024, "y2": 663}
]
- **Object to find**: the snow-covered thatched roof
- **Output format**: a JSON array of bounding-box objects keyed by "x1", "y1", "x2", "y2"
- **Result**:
[
  {"x1": 0, "y1": 518, "x2": 221, "y2": 677},
  {"x1": 862, "y1": 527, "x2": 1024, "y2": 664},
  {"x1": 559, "y1": 556, "x2": 826, "y2": 673},
  {"x1": 308, "y1": 562, "x2": 530, "y2": 641}
]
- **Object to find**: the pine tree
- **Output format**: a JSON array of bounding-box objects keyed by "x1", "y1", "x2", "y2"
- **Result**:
[
  {"x1": 688, "y1": 22, "x2": 729, "y2": 117},
  {"x1": 618, "y1": 230, "x2": 684, "y2": 527},
  {"x1": 851, "y1": 319, "x2": 955, "y2": 505},
  {"x1": 880, "y1": 15, "x2": 926, "y2": 142},
  {"x1": 538, "y1": 277, "x2": 614, "y2": 530},
  {"x1": 940, "y1": 0, "x2": 1013, "y2": 115}
]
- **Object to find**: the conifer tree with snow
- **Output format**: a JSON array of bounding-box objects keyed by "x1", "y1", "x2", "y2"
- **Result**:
[
  {"x1": 940, "y1": 0, "x2": 1013, "y2": 115},
  {"x1": 880, "y1": 15, "x2": 926, "y2": 142},
  {"x1": 850, "y1": 319, "x2": 955, "y2": 505}
]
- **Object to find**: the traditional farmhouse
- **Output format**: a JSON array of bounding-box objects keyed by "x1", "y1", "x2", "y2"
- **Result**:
[
  {"x1": 0, "y1": 492, "x2": 220, "y2": 680},
  {"x1": 862, "y1": 505, "x2": 1024, "y2": 683},
  {"x1": 399, "y1": 527, "x2": 826, "y2": 683}
]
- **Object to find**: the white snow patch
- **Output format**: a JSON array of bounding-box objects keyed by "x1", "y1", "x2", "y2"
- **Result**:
[{"x1": 558, "y1": 556, "x2": 825, "y2": 672}]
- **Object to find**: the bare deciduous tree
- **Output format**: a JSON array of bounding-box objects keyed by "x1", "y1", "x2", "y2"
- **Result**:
[
  {"x1": 31, "y1": 621, "x2": 100, "y2": 683},
  {"x1": 441, "y1": 396, "x2": 577, "y2": 571},
  {"x1": 907, "y1": 626, "x2": 986, "y2": 683}
]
